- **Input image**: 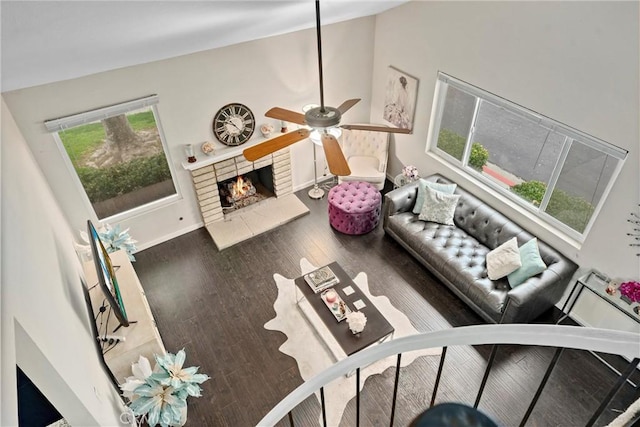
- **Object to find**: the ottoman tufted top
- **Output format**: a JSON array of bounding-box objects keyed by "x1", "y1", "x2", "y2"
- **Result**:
[{"x1": 328, "y1": 181, "x2": 382, "y2": 214}]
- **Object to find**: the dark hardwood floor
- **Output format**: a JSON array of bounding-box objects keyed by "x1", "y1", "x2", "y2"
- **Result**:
[{"x1": 133, "y1": 181, "x2": 638, "y2": 426}]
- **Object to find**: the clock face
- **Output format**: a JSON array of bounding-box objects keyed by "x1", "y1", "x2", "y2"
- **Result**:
[{"x1": 212, "y1": 103, "x2": 256, "y2": 146}]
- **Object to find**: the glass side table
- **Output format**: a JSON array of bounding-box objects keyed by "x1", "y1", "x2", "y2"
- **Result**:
[
  {"x1": 558, "y1": 270, "x2": 640, "y2": 326},
  {"x1": 393, "y1": 174, "x2": 419, "y2": 189}
]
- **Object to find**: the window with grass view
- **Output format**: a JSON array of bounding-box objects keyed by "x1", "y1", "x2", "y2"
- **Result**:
[
  {"x1": 429, "y1": 73, "x2": 626, "y2": 240},
  {"x1": 46, "y1": 96, "x2": 178, "y2": 220}
]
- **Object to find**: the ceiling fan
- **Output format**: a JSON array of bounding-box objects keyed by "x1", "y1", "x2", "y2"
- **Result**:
[{"x1": 242, "y1": 0, "x2": 411, "y2": 176}]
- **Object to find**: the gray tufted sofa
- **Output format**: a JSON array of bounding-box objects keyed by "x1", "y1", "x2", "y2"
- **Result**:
[{"x1": 383, "y1": 174, "x2": 578, "y2": 323}]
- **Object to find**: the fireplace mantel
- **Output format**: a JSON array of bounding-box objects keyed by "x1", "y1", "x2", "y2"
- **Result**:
[
  {"x1": 181, "y1": 139, "x2": 261, "y2": 171},
  {"x1": 181, "y1": 132, "x2": 297, "y2": 171}
]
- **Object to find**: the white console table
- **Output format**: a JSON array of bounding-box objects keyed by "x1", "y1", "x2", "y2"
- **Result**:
[{"x1": 83, "y1": 249, "x2": 165, "y2": 384}]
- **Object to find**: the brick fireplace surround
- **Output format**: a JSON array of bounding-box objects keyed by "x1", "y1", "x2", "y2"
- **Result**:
[{"x1": 184, "y1": 144, "x2": 309, "y2": 249}]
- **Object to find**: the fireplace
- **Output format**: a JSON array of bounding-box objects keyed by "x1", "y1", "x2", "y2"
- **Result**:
[
  {"x1": 187, "y1": 147, "x2": 308, "y2": 249},
  {"x1": 189, "y1": 148, "x2": 293, "y2": 225},
  {"x1": 218, "y1": 165, "x2": 274, "y2": 212}
]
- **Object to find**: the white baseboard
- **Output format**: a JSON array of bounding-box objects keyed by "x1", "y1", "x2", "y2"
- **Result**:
[{"x1": 135, "y1": 222, "x2": 203, "y2": 252}]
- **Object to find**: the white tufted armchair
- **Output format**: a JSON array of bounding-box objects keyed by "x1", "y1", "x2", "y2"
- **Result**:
[{"x1": 337, "y1": 128, "x2": 390, "y2": 190}]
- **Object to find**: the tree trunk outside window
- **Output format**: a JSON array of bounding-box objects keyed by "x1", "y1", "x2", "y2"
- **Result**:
[{"x1": 102, "y1": 115, "x2": 139, "y2": 161}]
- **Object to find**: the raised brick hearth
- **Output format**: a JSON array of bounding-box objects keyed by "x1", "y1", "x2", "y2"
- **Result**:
[{"x1": 186, "y1": 147, "x2": 308, "y2": 249}]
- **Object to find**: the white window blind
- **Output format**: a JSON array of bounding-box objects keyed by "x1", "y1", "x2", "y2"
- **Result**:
[
  {"x1": 439, "y1": 74, "x2": 627, "y2": 160},
  {"x1": 44, "y1": 95, "x2": 159, "y2": 132}
]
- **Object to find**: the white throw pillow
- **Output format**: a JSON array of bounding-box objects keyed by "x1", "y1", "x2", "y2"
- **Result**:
[
  {"x1": 418, "y1": 185, "x2": 460, "y2": 226},
  {"x1": 486, "y1": 237, "x2": 522, "y2": 280}
]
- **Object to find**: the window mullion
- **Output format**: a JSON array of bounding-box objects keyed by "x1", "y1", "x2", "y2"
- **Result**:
[
  {"x1": 538, "y1": 136, "x2": 572, "y2": 212},
  {"x1": 462, "y1": 98, "x2": 481, "y2": 167}
]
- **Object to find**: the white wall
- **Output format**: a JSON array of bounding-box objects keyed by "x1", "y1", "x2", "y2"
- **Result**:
[
  {"x1": 371, "y1": 1, "x2": 639, "y2": 331},
  {"x1": 1, "y1": 97, "x2": 125, "y2": 426},
  {"x1": 1, "y1": 17, "x2": 376, "y2": 250}
]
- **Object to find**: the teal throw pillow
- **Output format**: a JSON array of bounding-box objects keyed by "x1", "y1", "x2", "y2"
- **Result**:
[
  {"x1": 412, "y1": 179, "x2": 457, "y2": 214},
  {"x1": 507, "y1": 238, "x2": 547, "y2": 288}
]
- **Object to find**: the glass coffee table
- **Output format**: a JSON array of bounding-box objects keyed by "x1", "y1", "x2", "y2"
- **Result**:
[{"x1": 294, "y1": 262, "x2": 394, "y2": 370}]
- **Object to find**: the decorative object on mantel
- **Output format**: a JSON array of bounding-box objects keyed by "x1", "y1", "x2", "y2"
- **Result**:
[
  {"x1": 260, "y1": 123, "x2": 274, "y2": 138},
  {"x1": 627, "y1": 204, "x2": 640, "y2": 256},
  {"x1": 120, "y1": 350, "x2": 209, "y2": 427},
  {"x1": 184, "y1": 144, "x2": 196, "y2": 163},
  {"x1": 619, "y1": 281, "x2": 640, "y2": 305},
  {"x1": 200, "y1": 141, "x2": 215, "y2": 156},
  {"x1": 80, "y1": 223, "x2": 137, "y2": 261},
  {"x1": 345, "y1": 311, "x2": 367, "y2": 334}
]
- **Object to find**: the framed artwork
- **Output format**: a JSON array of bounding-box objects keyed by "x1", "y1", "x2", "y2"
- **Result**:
[{"x1": 383, "y1": 66, "x2": 418, "y2": 131}]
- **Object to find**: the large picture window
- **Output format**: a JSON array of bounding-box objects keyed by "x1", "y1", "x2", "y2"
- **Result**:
[
  {"x1": 428, "y1": 73, "x2": 626, "y2": 241},
  {"x1": 46, "y1": 95, "x2": 179, "y2": 221}
]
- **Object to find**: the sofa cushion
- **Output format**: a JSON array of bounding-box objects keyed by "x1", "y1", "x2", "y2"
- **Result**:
[
  {"x1": 486, "y1": 237, "x2": 522, "y2": 280},
  {"x1": 508, "y1": 238, "x2": 547, "y2": 287},
  {"x1": 412, "y1": 179, "x2": 457, "y2": 214},
  {"x1": 418, "y1": 185, "x2": 460, "y2": 225}
]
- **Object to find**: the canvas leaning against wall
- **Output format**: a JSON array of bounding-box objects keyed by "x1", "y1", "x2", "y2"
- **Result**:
[{"x1": 383, "y1": 66, "x2": 418, "y2": 131}]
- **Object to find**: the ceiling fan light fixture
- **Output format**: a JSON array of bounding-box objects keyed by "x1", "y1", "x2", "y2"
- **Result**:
[{"x1": 309, "y1": 127, "x2": 342, "y2": 145}]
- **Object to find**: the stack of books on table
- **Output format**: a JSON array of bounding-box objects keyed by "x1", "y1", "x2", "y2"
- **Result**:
[{"x1": 304, "y1": 265, "x2": 340, "y2": 294}]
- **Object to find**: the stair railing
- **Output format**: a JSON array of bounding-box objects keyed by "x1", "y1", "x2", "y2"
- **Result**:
[{"x1": 258, "y1": 324, "x2": 640, "y2": 427}]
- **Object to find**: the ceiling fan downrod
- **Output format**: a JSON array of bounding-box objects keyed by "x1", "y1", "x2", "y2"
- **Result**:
[
  {"x1": 315, "y1": 0, "x2": 325, "y2": 112},
  {"x1": 305, "y1": 0, "x2": 342, "y2": 130}
]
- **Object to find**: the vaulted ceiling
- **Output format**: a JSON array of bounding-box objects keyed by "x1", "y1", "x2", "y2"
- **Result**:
[{"x1": 1, "y1": 1, "x2": 407, "y2": 92}]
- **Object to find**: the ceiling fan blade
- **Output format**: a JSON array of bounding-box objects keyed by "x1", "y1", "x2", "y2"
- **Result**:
[
  {"x1": 243, "y1": 129, "x2": 310, "y2": 161},
  {"x1": 336, "y1": 99, "x2": 361, "y2": 115},
  {"x1": 265, "y1": 107, "x2": 307, "y2": 126},
  {"x1": 321, "y1": 133, "x2": 351, "y2": 176},
  {"x1": 341, "y1": 124, "x2": 412, "y2": 134}
]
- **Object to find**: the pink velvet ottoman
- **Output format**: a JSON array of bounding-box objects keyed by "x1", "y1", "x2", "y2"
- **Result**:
[{"x1": 328, "y1": 181, "x2": 382, "y2": 235}]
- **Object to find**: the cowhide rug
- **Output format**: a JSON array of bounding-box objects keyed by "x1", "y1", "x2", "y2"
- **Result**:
[{"x1": 264, "y1": 258, "x2": 442, "y2": 426}]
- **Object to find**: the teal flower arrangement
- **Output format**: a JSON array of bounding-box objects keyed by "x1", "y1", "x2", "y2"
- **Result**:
[
  {"x1": 121, "y1": 350, "x2": 209, "y2": 427},
  {"x1": 80, "y1": 223, "x2": 137, "y2": 261},
  {"x1": 98, "y1": 223, "x2": 138, "y2": 261}
]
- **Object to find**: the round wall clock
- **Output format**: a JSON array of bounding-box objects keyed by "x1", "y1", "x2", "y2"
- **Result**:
[{"x1": 212, "y1": 103, "x2": 256, "y2": 146}]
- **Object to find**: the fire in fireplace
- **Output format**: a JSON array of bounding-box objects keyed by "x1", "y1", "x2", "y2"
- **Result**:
[{"x1": 218, "y1": 165, "x2": 274, "y2": 212}]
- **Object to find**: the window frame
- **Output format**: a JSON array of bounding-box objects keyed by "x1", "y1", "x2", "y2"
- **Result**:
[
  {"x1": 47, "y1": 96, "x2": 181, "y2": 224},
  {"x1": 426, "y1": 72, "x2": 627, "y2": 243}
]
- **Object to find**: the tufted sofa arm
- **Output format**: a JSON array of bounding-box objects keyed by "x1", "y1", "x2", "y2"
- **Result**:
[
  {"x1": 503, "y1": 238, "x2": 577, "y2": 323},
  {"x1": 383, "y1": 181, "x2": 418, "y2": 214}
]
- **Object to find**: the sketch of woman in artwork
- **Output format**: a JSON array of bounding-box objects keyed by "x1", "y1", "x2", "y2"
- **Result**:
[{"x1": 383, "y1": 71, "x2": 415, "y2": 130}]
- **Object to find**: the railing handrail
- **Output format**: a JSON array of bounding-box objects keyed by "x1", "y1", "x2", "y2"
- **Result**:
[{"x1": 258, "y1": 324, "x2": 640, "y2": 426}]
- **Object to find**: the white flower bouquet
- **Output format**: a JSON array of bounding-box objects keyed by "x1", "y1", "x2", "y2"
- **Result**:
[
  {"x1": 346, "y1": 311, "x2": 367, "y2": 334},
  {"x1": 402, "y1": 165, "x2": 419, "y2": 181}
]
